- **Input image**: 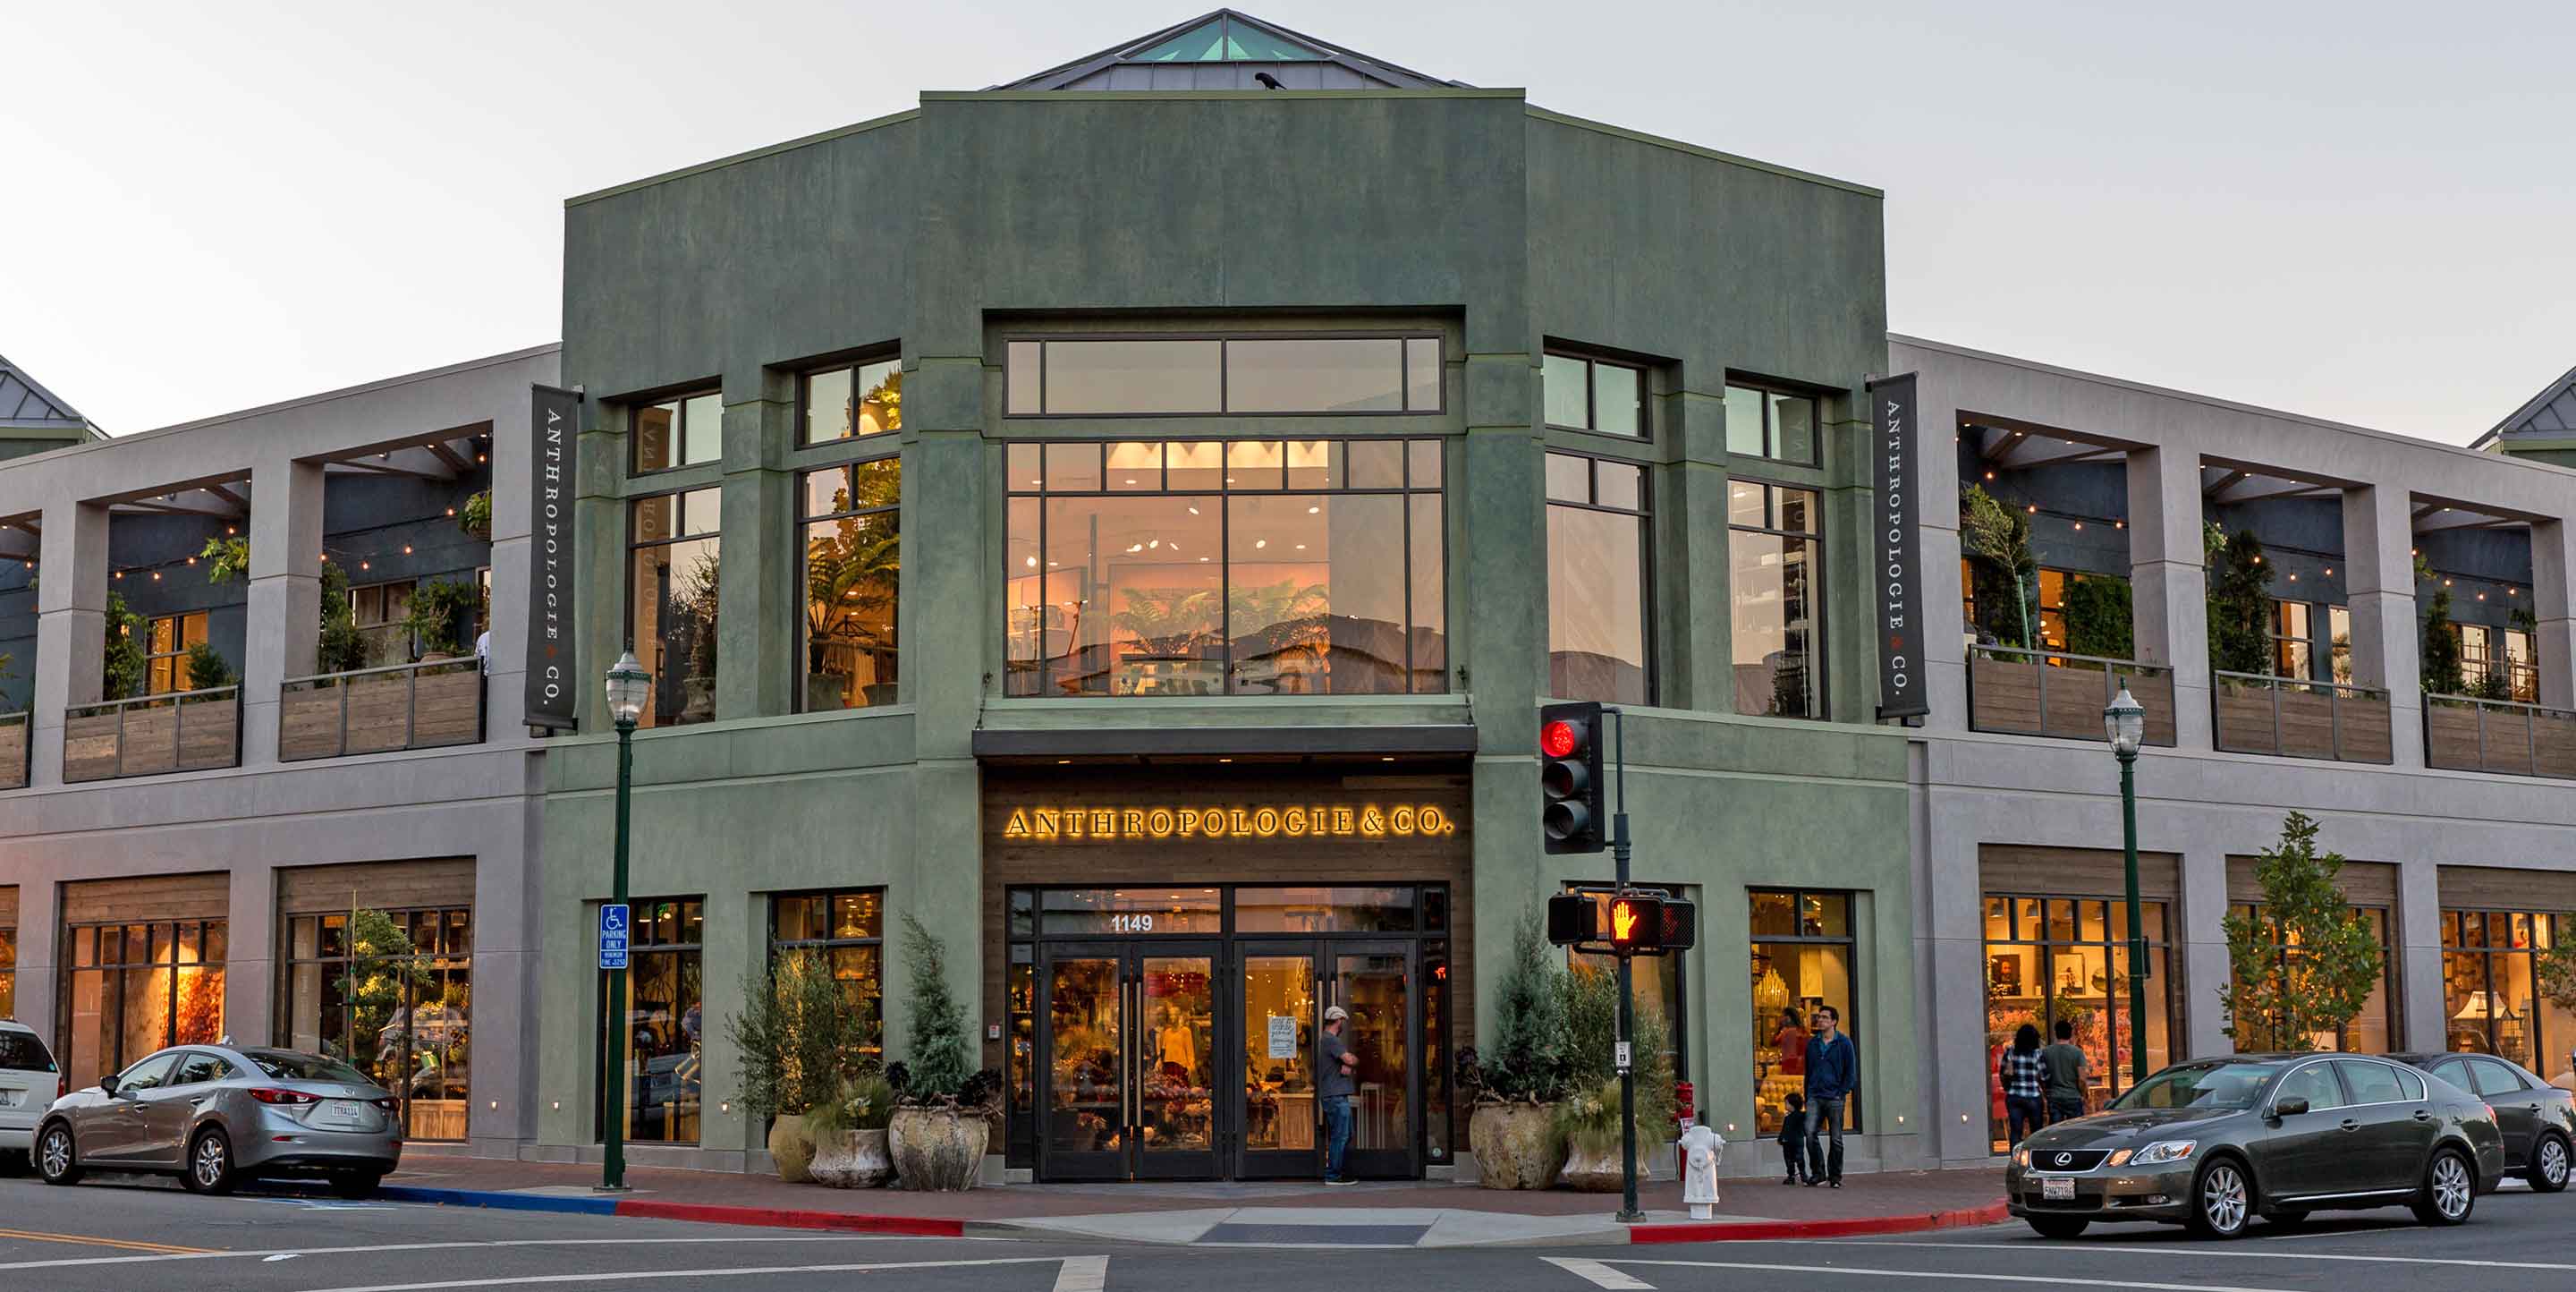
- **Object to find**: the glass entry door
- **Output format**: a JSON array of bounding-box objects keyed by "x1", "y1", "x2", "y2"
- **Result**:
[
  {"x1": 1234, "y1": 939, "x2": 1416, "y2": 1179},
  {"x1": 1038, "y1": 940, "x2": 1221, "y2": 1181}
]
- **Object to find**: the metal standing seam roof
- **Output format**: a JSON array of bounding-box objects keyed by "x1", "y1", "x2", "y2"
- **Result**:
[
  {"x1": 2485, "y1": 361, "x2": 2576, "y2": 442},
  {"x1": 991, "y1": 9, "x2": 1470, "y2": 92},
  {"x1": 0, "y1": 353, "x2": 100, "y2": 435}
]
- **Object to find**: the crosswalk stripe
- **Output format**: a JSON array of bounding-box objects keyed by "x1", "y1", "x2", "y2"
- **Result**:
[
  {"x1": 1055, "y1": 1254, "x2": 1110, "y2": 1292},
  {"x1": 1543, "y1": 1256, "x2": 1657, "y2": 1289}
]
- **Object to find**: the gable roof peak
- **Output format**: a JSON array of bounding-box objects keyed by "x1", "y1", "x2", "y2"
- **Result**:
[{"x1": 995, "y1": 10, "x2": 1467, "y2": 92}]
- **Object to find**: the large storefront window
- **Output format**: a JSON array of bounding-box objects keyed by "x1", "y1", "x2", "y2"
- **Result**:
[
  {"x1": 629, "y1": 489, "x2": 720, "y2": 727},
  {"x1": 2441, "y1": 910, "x2": 2572, "y2": 1084},
  {"x1": 1983, "y1": 895, "x2": 2176, "y2": 1152},
  {"x1": 284, "y1": 908, "x2": 472, "y2": 1139},
  {"x1": 2225, "y1": 902, "x2": 2396, "y2": 1053},
  {"x1": 1546, "y1": 452, "x2": 1649, "y2": 704},
  {"x1": 799, "y1": 462, "x2": 899, "y2": 711},
  {"x1": 1750, "y1": 890, "x2": 1855, "y2": 1135},
  {"x1": 769, "y1": 889, "x2": 886, "y2": 1063},
  {"x1": 1004, "y1": 439, "x2": 1445, "y2": 697},
  {"x1": 599, "y1": 898, "x2": 703, "y2": 1143},
  {"x1": 63, "y1": 919, "x2": 225, "y2": 1092},
  {"x1": 1729, "y1": 480, "x2": 1823, "y2": 718}
]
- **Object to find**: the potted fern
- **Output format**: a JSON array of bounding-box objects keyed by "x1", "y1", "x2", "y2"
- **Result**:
[{"x1": 885, "y1": 914, "x2": 999, "y2": 1191}]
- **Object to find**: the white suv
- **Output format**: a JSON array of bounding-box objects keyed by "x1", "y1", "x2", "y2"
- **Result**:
[{"x1": 0, "y1": 1021, "x2": 61, "y2": 1166}]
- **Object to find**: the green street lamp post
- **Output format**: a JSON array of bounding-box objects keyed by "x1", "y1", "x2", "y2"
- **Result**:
[
  {"x1": 2103, "y1": 687, "x2": 2149, "y2": 1086},
  {"x1": 598, "y1": 650, "x2": 650, "y2": 1194}
]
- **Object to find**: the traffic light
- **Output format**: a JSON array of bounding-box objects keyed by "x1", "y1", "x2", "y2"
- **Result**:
[
  {"x1": 1607, "y1": 893, "x2": 1665, "y2": 951},
  {"x1": 1539, "y1": 701, "x2": 1606, "y2": 854},
  {"x1": 1546, "y1": 891, "x2": 1597, "y2": 946},
  {"x1": 1657, "y1": 898, "x2": 1699, "y2": 951}
]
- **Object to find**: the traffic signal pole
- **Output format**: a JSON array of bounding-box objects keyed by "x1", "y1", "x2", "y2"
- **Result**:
[{"x1": 1606, "y1": 706, "x2": 1643, "y2": 1224}]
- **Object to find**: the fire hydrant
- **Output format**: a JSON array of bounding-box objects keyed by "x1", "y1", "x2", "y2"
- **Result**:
[{"x1": 1679, "y1": 1123, "x2": 1724, "y2": 1219}]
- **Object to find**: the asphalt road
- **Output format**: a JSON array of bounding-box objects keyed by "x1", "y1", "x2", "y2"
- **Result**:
[{"x1": 0, "y1": 1171, "x2": 2571, "y2": 1291}]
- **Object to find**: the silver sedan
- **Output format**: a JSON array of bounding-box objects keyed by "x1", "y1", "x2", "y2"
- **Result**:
[{"x1": 36, "y1": 1044, "x2": 403, "y2": 1197}]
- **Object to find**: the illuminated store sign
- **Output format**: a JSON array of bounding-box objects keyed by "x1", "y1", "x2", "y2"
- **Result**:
[{"x1": 1002, "y1": 803, "x2": 1457, "y2": 842}]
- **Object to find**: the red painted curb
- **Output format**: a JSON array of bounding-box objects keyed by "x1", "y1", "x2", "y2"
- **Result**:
[
  {"x1": 1628, "y1": 1200, "x2": 2011, "y2": 1244},
  {"x1": 614, "y1": 1199, "x2": 966, "y2": 1237}
]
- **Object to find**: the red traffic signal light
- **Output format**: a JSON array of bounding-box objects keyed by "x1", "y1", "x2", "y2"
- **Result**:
[
  {"x1": 1539, "y1": 701, "x2": 1606, "y2": 854},
  {"x1": 1541, "y1": 718, "x2": 1580, "y2": 760}
]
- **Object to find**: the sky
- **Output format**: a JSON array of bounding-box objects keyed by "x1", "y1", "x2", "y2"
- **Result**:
[{"x1": 4, "y1": 0, "x2": 2570, "y2": 442}]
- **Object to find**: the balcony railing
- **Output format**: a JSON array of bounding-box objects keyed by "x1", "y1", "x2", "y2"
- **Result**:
[
  {"x1": 2211, "y1": 672, "x2": 2394, "y2": 764},
  {"x1": 2424, "y1": 693, "x2": 2576, "y2": 779},
  {"x1": 1967, "y1": 645, "x2": 2177, "y2": 745},
  {"x1": 0, "y1": 710, "x2": 28, "y2": 790},
  {"x1": 280, "y1": 659, "x2": 484, "y2": 761},
  {"x1": 64, "y1": 686, "x2": 242, "y2": 782}
]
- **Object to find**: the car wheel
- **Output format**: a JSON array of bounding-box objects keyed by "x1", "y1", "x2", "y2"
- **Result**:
[
  {"x1": 2411, "y1": 1147, "x2": 2474, "y2": 1227},
  {"x1": 328, "y1": 1171, "x2": 382, "y2": 1201},
  {"x1": 34, "y1": 1123, "x2": 80, "y2": 1186},
  {"x1": 183, "y1": 1127, "x2": 238, "y2": 1195},
  {"x1": 2185, "y1": 1157, "x2": 2253, "y2": 1239},
  {"x1": 2529, "y1": 1134, "x2": 2570, "y2": 1194},
  {"x1": 2026, "y1": 1215, "x2": 2089, "y2": 1239}
]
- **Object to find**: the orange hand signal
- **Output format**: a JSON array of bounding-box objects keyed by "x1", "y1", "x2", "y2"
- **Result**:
[{"x1": 1612, "y1": 900, "x2": 1639, "y2": 942}]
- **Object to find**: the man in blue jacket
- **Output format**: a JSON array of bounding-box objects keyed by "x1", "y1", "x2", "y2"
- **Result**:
[{"x1": 1802, "y1": 1004, "x2": 1856, "y2": 1188}]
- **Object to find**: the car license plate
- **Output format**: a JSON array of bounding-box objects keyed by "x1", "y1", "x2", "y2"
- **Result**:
[
  {"x1": 314, "y1": 1099, "x2": 366, "y2": 1127},
  {"x1": 0, "y1": 1090, "x2": 19, "y2": 1107},
  {"x1": 2042, "y1": 1177, "x2": 2075, "y2": 1202}
]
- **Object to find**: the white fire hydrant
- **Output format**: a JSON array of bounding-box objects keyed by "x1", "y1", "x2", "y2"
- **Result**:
[{"x1": 1680, "y1": 1123, "x2": 1724, "y2": 1219}]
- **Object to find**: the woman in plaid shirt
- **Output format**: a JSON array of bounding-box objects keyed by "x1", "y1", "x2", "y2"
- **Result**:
[{"x1": 2000, "y1": 1023, "x2": 2047, "y2": 1146}]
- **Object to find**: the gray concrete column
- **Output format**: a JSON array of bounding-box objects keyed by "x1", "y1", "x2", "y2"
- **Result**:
[
  {"x1": 14, "y1": 879, "x2": 60, "y2": 1044},
  {"x1": 1922, "y1": 804, "x2": 1989, "y2": 1164},
  {"x1": 2396, "y1": 858, "x2": 2445, "y2": 1051},
  {"x1": 31, "y1": 500, "x2": 108, "y2": 787},
  {"x1": 225, "y1": 866, "x2": 276, "y2": 1044},
  {"x1": 2178, "y1": 848, "x2": 2233, "y2": 1058},
  {"x1": 1663, "y1": 390, "x2": 1732, "y2": 712},
  {"x1": 1916, "y1": 381, "x2": 1968, "y2": 734},
  {"x1": 485, "y1": 389, "x2": 536, "y2": 735},
  {"x1": 242, "y1": 460, "x2": 324, "y2": 766},
  {"x1": 2124, "y1": 446, "x2": 2212, "y2": 748},
  {"x1": 718, "y1": 379, "x2": 795, "y2": 720},
  {"x1": 2343, "y1": 484, "x2": 2425, "y2": 768},
  {"x1": 2529, "y1": 518, "x2": 2576, "y2": 710}
]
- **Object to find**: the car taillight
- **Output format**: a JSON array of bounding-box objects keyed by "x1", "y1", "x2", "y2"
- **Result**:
[
  {"x1": 249, "y1": 1087, "x2": 320, "y2": 1105},
  {"x1": 55, "y1": 1077, "x2": 64, "y2": 1101},
  {"x1": 2484, "y1": 1103, "x2": 2496, "y2": 1122},
  {"x1": 370, "y1": 1098, "x2": 397, "y2": 1112}
]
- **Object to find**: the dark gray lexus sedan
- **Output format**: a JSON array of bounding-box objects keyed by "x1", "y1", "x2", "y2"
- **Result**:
[
  {"x1": 2005, "y1": 1053, "x2": 2504, "y2": 1239},
  {"x1": 36, "y1": 1044, "x2": 402, "y2": 1197}
]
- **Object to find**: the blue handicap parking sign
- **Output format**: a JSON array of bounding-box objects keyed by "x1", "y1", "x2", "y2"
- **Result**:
[{"x1": 599, "y1": 903, "x2": 631, "y2": 970}]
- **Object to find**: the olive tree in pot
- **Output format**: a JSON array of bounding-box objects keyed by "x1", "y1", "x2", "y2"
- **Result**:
[
  {"x1": 1455, "y1": 905, "x2": 1572, "y2": 1189},
  {"x1": 886, "y1": 914, "x2": 1001, "y2": 1191},
  {"x1": 725, "y1": 948, "x2": 877, "y2": 1183},
  {"x1": 1555, "y1": 963, "x2": 1676, "y2": 1191}
]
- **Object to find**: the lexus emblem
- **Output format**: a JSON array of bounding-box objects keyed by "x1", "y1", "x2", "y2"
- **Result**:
[{"x1": 2054, "y1": 1152, "x2": 2074, "y2": 1168}]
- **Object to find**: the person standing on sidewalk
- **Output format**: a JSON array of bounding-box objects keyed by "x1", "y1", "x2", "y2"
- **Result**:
[
  {"x1": 1802, "y1": 1005, "x2": 1856, "y2": 1188},
  {"x1": 1320, "y1": 1005, "x2": 1359, "y2": 1185},
  {"x1": 2000, "y1": 1023, "x2": 2046, "y2": 1146},
  {"x1": 2039, "y1": 1018, "x2": 2089, "y2": 1125}
]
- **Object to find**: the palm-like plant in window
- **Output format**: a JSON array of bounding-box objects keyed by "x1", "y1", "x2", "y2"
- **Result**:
[{"x1": 804, "y1": 491, "x2": 900, "y2": 708}]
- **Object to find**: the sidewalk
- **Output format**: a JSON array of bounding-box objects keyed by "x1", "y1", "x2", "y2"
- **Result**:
[{"x1": 379, "y1": 1152, "x2": 2007, "y2": 1247}]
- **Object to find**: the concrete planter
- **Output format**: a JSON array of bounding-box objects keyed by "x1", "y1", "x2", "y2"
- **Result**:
[
  {"x1": 808, "y1": 1127, "x2": 893, "y2": 1188},
  {"x1": 767, "y1": 1114, "x2": 817, "y2": 1184},
  {"x1": 1559, "y1": 1138, "x2": 1657, "y2": 1192},
  {"x1": 1468, "y1": 1102, "x2": 1564, "y2": 1190},
  {"x1": 889, "y1": 1107, "x2": 987, "y2": 1192}
]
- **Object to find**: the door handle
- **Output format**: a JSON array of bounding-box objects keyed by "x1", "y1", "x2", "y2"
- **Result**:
[
  {"x1": 2414, "y1": 1109, "x2": 2433, "y2": 1122},
  {"x1": 2338, "y1": 1118, "x2": 2360, "y2": 1132}
]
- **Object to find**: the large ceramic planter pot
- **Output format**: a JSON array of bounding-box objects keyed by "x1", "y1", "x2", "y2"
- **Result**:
[
  {"x1": 767, "y1": 1114, "x2": 817, "y2": 1185},
  {"x1": 1559, "y1": 1138, "x2": 1657, "y2": 1193},
  {"x1": 809, "y1": 1127, "x2": 893, "y2": 1188},
  {"x1": 1468, "y1": 1102, "x2": 1564, "y2": 1190},
  {"x1": 888, "y1": 1107, "x2": 987, "y2": 1192}
]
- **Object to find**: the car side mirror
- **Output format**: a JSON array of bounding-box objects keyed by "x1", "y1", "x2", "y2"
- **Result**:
[{"x1": 2273, "y1": 1096, "x2": 2308, "y2": 1118}]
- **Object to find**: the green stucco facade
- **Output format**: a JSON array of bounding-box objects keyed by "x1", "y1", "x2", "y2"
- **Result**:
[{"x1": 542, "y1": 85, "x2": 1913, "y2": 1173}]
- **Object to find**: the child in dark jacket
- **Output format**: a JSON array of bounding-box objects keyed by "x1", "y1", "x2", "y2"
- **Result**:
[{"x1": 1778, "y1": 1092, "x2": 1809, "y2": 1185}]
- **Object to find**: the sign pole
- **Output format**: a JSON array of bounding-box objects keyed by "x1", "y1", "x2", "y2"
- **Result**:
[
  {"x1": 1608, "y1": 707, "x2": 1643, "y2": 1225},
  {"x1": 599, "y1": 718, "x2": 634, "y2": 1193}
]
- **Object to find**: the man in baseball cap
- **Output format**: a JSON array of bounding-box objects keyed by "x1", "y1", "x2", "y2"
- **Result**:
[{"x1": 1320, "y1": 1005, "x2": 1359, "y2": 1184}]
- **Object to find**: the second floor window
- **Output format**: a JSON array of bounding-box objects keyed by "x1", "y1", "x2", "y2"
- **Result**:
[
  {"x1": 802, "y1": 358, "x2": 902, "y2": 446},
  {"x1": 629, "y1": 489, "x2": 721, "y2": 727},
  {"x1": 801, "y1": 461, "x2": 900, "y2": 711},
  {"x1": 2459, "y1": 622, "x2": 2537, "y2": 702},
  {"x1": 633, "y1": 391, "x2": 721, "y2": 473},
  {"x1": 352, "y1": 580, "x2": 416, "y2": 666},
  {"x1": 1546, "y1": 451, "x2": 1649, "y2": 705},
  {"x1": 145, "y1": 611, "x2": 209, "y2": 694},
  {"x1": 1004, "y1": 438, "x2": 1446, "y2": 697},
  {"x1": 1730, "y1": 480, "x2": 1823, "y2": 719},
  {"x1": 2271, "y1": 599, "x2": 2316, "y2": 680},
  {"x1": 1543, "y1": 353, "x2": 1646, "y2": 438},
  {"x1": 1007, "y1": 336, "x2": 1441, "y2": 417},
  {"x1": 1724, "y1": 384, "x2": 1818, "y2": 465}
]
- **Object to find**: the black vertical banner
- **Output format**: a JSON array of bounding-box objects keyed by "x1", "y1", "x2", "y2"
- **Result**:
[
  {"x1": 524, "y1": 384, "x2": 582, "y2": 730},
  {"x1": 1871, "y1": 373, "x2": 1928, "y2": 720}
]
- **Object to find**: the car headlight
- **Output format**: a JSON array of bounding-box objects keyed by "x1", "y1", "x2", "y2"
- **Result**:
[
  {"x1": 2012, "y1": 1147, "x2": 2030, "y2": 1168},
  {"x1": 2131, "y1": 1140, "x2": 2197, "y2": 1165},
  {"x1": 2106, "y1": 1148, "x2": 2133, "y2": 1168}
]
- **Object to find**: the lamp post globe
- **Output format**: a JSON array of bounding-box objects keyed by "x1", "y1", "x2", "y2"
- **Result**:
[
  {"x1": 2103, "y1": 687, "x2": 2146, "y2": 758},
  {"x1": 605, "y1": 650, "x2": 650, "y2": 729}
]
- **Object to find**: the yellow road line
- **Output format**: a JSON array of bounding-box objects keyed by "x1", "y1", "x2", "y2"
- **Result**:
[{"x1": 0, "y1": 1227, "x2": 216, "y2": 1254}]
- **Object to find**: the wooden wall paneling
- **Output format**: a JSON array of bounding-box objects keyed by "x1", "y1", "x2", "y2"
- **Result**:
[
  {"x1": 1979, "y1": 845, "x2": 2181, "y2": 899},
  {"x1": 61, "y1": 872, "x2": 232, "y2": 924},
  {"x1": 276, "y1": 858, "x2": 478, "y2": 915}
]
